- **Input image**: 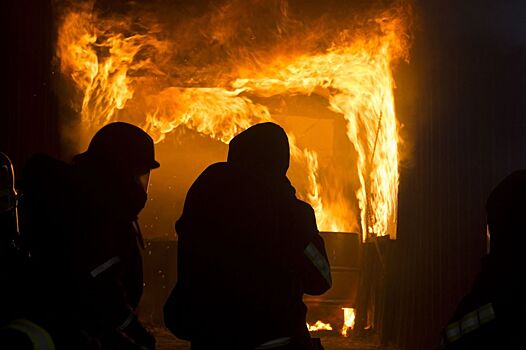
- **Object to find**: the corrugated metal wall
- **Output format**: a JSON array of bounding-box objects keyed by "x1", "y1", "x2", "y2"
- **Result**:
[{"x1": 390, "y1": 3, "x2": 526, "y2": 347}]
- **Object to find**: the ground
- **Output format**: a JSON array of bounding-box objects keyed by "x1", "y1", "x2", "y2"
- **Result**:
[{"x1": 153, "y1": 328, "x2": 399, "y2": 350}]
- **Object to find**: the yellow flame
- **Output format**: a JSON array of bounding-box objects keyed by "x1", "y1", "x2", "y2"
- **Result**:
[
  {"x1": 56, "y1": 1, "x2": 410, "y2": 238},
  {"x1": 307, "y1": 321, "x2": 333, "y2": 332},
  {"x1": 341, "y1": 308, "x2": 356, "y2": 337}
]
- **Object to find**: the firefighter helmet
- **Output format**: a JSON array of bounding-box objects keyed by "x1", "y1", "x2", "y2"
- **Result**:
[{"x1": 73, "y1": 122, "x2": 160, "y2": 175}]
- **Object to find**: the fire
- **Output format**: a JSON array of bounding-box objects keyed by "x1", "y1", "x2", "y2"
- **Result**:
[
  {"x1": 341, "y1": 308, "x2": 356, "y2": 337},
  {"x1": 306, "y1": 308, "x2": 356, "y2": 335},
  {"x1": 56, "y1": 1, "x2": 411, "y2": 239},
  {"x1": 307, "y1": 321, "x2": 333, "y2": 332}
]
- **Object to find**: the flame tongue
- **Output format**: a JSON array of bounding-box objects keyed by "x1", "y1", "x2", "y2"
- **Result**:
[
  {"x1": 341, "y1": 308, "x2": 356, "y2": 337},
  {"x1": 57, "y1": 1, "x2": 410, "y2": 238},
  {"x1": 307, "y1": 321, "x2": 333, "y2": 332}
]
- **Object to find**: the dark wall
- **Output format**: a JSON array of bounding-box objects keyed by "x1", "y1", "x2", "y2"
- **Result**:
[
  {"x1": 393, "y1": 1, "x2": 526, "y2": 349},
  {"x1": 2, "y1": 0, "x2": 59, "y2": 175}
]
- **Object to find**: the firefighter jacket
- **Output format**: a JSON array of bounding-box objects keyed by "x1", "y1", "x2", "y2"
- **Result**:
[
  {"x1": 440, "y1": 255, "x2": 526, "y2": 349},
  {"x1": 441, "y1": 170, "x2": 526, "y2": 349},
  {"x1": 20, "y1": 154, "x2": 145, "y2": 348},
  {"x1": 164, "y1": 123, "x2": 332, "y2": 349}
]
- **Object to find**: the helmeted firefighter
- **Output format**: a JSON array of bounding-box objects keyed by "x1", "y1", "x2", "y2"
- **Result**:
[
  {"x1": 19, "y1": 122, "x2": 159, "y2": 349},
  {"x1": 440, "y1": 170, "x2": 526, "y2": 349},
  {"x1": 1, "y1": 152, "x2": 55, "y2": 350},
  {"x1": 164, "y1": 122, "x2": 332, "y2": 350}
]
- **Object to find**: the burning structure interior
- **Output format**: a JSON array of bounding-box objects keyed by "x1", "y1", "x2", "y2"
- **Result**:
[{"x1": 3, "y1": 0, "x2": 526, "y2": 349}]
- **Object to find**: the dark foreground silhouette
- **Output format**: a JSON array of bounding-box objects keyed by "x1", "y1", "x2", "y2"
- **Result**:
[
  {"x1": 2, "y1": 122, "x2": 159, "y2": 350},
  {"x1": 441, "y1": 170, "x2": 526, "y2": 349},
  {"x1": 164, "y1": 122, "x2": 332, "y2": 350}
]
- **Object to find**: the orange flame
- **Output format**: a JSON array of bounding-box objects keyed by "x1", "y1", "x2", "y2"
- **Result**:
[
  {"x1": 341, "y1": 308, "x2": 356, "y2": 337},
  {"x1": 307, "y1": 320, "x2": 333, "y2": 332},
  {"x1": 56, "y1": 1, "x2": 410, "y2": 238}
]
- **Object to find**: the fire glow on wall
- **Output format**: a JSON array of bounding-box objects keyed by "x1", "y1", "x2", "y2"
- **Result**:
[{"x1": 56, "y1": 0, "x2": 411, "y2": 241}]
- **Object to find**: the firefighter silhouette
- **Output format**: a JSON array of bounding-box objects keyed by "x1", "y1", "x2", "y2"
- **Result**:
[
  {"x1": 164, "y1": 122, "x2": 332, "y2": 350},
  {"x1": 1, "y1": 152, "x2": 54, "y2": 350},
  {"x1": 441, "y1": 170, "x2": 526, "y2": 349},
  {"x1": 18, "y1": 122, "x2": 159, "y2": 350}
]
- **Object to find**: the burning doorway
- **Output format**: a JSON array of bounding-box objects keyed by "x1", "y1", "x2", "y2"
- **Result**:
[{"x1": 55, "y1": 0, "x2": 411, "y2": 340}]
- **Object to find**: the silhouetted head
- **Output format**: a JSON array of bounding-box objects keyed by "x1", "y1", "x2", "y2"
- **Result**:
[
  {"x1": 73, "y1": 122, "x2": 160, "y2": 218},
  {"x1": 227, "y1": 122, "x2": 290, "y2": 178},
  {"x1": 73, "y1": 122, "x2": 160, "y2": 178},
  {"x1": 486, "y1": 170, "x2": 526, "y2": 259}
]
